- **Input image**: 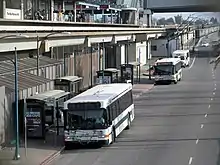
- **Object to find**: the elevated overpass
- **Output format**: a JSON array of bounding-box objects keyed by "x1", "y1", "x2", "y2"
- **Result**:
[
  {"x1": 0, "y1": 19, "x2": 166, "y2": 52},
  {"x1": 144, "y1": 0, "x2": 220, "y2": 12}
]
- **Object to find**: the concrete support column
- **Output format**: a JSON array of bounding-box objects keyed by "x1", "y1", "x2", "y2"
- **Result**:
[
  {"x1": 102, "y1": 10, "x2": 105, "y2": 23},
  {"x1": 100, "y1": 43, "x2": 106, "y2": 70},
  {"x1": 73, "y1": 1, "x2": 76, "y2": 22},
  {"x1": 62, "y1": 0, "x2": 65, "y2": 12},
  {"x1": 97, "y1": 43, "x2": 100, "y2": 70},
  {"x1": 20, "y1": 0, "x2": 24, "y2": 20},
  {"x1": 118, "y1": 11, "x2": 121, "y2": 24},
  {"x1": 134, "y1": 11, "x2": 138, "y2": 25},
  {"x1": 180, "y1": 35, "x2": 183, "y2": 49},
  {"x1": 51, "y1": 0, "x2": 54, "y2": 21},
  {"x1": 110, "y1": 10, "x2": 113, "y2": 24},
  {"x1": 125, "y1": 43, "x2": 129, "y2": 64},
  {"x1": 2, "y1": 0, "x2": 6, "y2": 19},
  {"x1": 117, "y1": 44, "x2": 125, "y2": 65},
  {"x1": 91, "y1": 10, "x2": 94, "y2": 22},
  {"x1": 146, "y1": 39, "x2": 152, "y2": 79},
  {"x1": 145, "y1": 9, "x2": 152, "y2": 27},
  {"x1": 146, "y1": 40, "x2": 151, "y2": 60}
]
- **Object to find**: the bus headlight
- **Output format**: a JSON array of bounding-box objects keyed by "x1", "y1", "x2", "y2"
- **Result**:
[{"x1": 94, "y1": 131, "x2": 105, "y2": 138}]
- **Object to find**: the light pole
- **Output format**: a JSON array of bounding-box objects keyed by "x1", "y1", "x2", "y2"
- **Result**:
[
  {"x1": 0, "y1": 34, "x2": 29, "y2": 160},
  {"x1": 102, "y1": 40, "x2": 105, "y2": 83},
  {"x1": 37, "y1": 32, "x2": 71, "y2": 76}
]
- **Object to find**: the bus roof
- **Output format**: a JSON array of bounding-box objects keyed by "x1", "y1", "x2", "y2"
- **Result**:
[
  {"x1": 104, "y1": 68, "x2": 119, "y2": 73},
  {"x1": 173, "y1": 50, "x2": 189, "y2": 54},
  {"x1": 64, "y1": 83, "x2": 132, "y2": 109},
  {"x1": 27, "y1": 90, "x2": 70, "y2": 101},
  {"x1": 155, "y1": 58, "x2": 181, "y2": 65},
  {"x1": 55, "y1": 76, "x2": 82, "y2": 82}
]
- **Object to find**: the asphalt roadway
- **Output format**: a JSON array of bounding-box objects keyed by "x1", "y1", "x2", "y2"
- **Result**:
[
  {"x1": 51, "y1": 55, "x2": 220, "y2": 165},
  {"x1": 52, "y1": 34, "x2": 220, "y2": 165}
]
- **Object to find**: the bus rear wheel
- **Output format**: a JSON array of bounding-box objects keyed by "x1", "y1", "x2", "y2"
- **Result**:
[{"x1": 126, "y1": 115, "x2": 131, "y2": 130}]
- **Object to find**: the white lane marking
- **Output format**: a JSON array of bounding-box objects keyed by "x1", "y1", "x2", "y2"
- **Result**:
[
  {"x1": 213, "y1": 92, "x2": 215, "y2": 95},
  {"x1": 205, "y1": 114, "x2": 208, "y2": 117},
  {"x1": 196, "y1": 139, "x2": 199, "y2": 144},
  {"x1": 188, "y1": 57, "x2": 196, "y2": 70},
  {"x1": 214, "y1": 88, "x2": 216, "y2": 90},
  {"x1": 102, "y1": 146, "x2": 119, "y2": 149},
  {"x1": 211, "y1": 98, "x2": 213, "y2": 101},
  {"x1": 208, "y1": 105, "x2": 211, "y2": 108},
  {"x1": 189, "y1": 157, "x2": 193, "y2": 165},
  {"x1": 201, "y1": 124, "x2": 204, "y2": 128}
]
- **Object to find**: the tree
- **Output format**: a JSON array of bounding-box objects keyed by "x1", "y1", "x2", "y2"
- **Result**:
[
  {"x1": 152, "y1": 17, "x2": 158, "y2": 26},
  {"x1": 210, "y1": 55, "x2": 220, "y2": 70},
  {"x1": 166, "y1": 17, "x2": 175, "y2": 24},
  {"x1": 174, "y1": 15, "x2": 182, "y2": 24},
  {"x1": 157, "y1": 17, "x2": 166, "y2": 25},
  {"x1": 210, "y1": 17, "x2": 218, "y2": 24}
]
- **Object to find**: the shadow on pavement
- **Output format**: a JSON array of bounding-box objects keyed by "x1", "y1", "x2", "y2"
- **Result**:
[{"x1": 135, "y1": 78, "x2": 154, "y2": 85}]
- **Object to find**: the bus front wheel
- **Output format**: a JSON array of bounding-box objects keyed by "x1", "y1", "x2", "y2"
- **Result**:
[
  {"x1": 111, "y1": 128, "x2": 116, "y2": 144},
  {"x1": 126, "y1": 115, "x2": 131, "y2": 130}
]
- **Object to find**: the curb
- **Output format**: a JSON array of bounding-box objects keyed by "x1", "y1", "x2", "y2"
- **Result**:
[
  {"x1": 39, "y1": 146, "x2": 65, "y2": 165},
  {"x1": 133, "y1": 84, "x2": 154, "y2": 99}
]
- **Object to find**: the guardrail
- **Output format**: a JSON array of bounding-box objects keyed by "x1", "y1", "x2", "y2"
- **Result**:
[
  {"x1": 0, "y1": 19, "x2": 140, "y2": 28},
  {"x1": 0, "y1": 19, "x2": 166, "y2": 32}
]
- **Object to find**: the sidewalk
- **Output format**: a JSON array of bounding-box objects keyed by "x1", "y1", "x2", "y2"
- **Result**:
[
  {"x1": 0, "y1": 131, "x2": 64, "y2": 165},
  {"x1": 133, "y1": 57, "x2": 158, "y2": 77}
]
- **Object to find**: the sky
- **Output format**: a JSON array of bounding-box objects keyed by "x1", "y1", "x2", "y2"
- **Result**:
[{"x1": 153, "y1": 12, "x2": 220, "y2": 20}]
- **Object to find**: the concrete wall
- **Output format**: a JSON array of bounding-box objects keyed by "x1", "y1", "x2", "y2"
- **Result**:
[
  {"x1": 136, "y1": 42, "x2": 147, "y2": 65},
  {"x1": 0, "y1": 86, "x2": 5, "y2": 146},
  {"x1": 128, "y1": 44, "x2": 136, "y2": 63},
  {"x1": 151, "y1": 39, "x2": 178, "y2": 57},
  {"x1": 128, "y1": 42, "x2": 147, "y2": 65},
  {"x1": 75, "y1": 52, "x2": 99, "y2": 89}
]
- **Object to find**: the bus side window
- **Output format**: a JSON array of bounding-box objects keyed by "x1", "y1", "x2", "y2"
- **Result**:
[
  {"x1": 107, "y1": 107, "x2": 112, "y2": 122},
  {"x1": 112, "y1": 102, "x2": 117, "y2": 120},
  {"x1": 115, "y1": 100, "x2": 120, "y2": 116},
  {"x1": 119, "y1": 95, "x2": 125, "y2": 113}
]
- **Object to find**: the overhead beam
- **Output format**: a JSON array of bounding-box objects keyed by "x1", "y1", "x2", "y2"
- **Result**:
[{"x1": 0, "y1": 31, "x2": 166, "y2": 52}]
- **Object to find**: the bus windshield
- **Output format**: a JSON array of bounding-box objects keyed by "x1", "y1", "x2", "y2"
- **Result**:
[
  {"x1": 66, "y1": 109, "x2": 108, "y2": 130},
  {"x1": 154, "y1": 65, "x2": 174, "y2": 75}
]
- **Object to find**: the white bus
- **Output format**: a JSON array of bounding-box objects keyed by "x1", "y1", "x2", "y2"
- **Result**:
[
  {"x1": 154, "y1": 58, "x2": 182, "y2": 84},
  {"x1": 172, "y1": 50, "x2": 190, "y2": 67},
  {"x1": 63, "y1": 83, "x2": 134, "y2": 148}
]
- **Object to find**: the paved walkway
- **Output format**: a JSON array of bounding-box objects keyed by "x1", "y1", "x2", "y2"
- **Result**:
[{"x1": 0, "y1": 131, "x2": 64, "y2": 165}]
